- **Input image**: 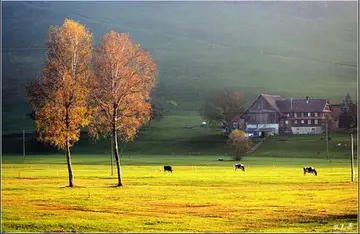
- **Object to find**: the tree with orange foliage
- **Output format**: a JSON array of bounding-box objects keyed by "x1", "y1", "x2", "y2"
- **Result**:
[
  {"x1": 227, "y1": 129, "x2": 252, "y2": 161},
  {"x1": 26, "y1": 19, "x2": 93, "y2": 187},
  {"x1": 90, "y1": 31, "x2": 156, "y2": 187}
]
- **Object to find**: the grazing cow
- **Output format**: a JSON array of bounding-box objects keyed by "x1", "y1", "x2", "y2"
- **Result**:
[
  {"x1": 303, "y1": 166, "x2": 317, "y2": 176},
  {"x1": 164, "y1": 165, "x2": 173, "y2": 173},
  {"x1": 234, "y1": 164, "x2": 245, "y2": 171},
  {"x1": 337, "y1": 143, "x2": 342, "y2": 147},
  {"x1": 218, "y1": 158, "x2": 224, "y2": 161}
]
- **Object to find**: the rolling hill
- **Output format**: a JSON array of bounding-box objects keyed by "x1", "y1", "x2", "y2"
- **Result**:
[{"x1": 2, "y1": 1, "x2": 357, "y2": 136}]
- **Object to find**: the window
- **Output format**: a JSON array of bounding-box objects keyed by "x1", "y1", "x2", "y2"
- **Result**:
[
  {"x1": 232, "y1": 122, "x2": 238, "y2": 129},
  {"x1": 301, "y1": 120, "x2": 304, "y2": 124},
  {"x1": 285, "y1": 120, "x2": 289, "y2": 124},
  {"x1": 314, "y1": 112, "x2": 318, "y2": 117},
  {"x1": 314, "y1": 119, "x2": 318, "y2": 124},
  {"x1": 301, "y1": 112, "x2": 304, "y2": 117},
  {"x1": 308, "y1": 112, "x2": 311, "y2": 117},
  {"x1": 294, "y1": 113, "x2": 297, "y2": 117},
  {"x1": 286, "y1": 113, "x2": 290, "y2": 117},
  {"x1": 308, "y1": 120, "x2": 311, "y2": 125},
  {"x1": 294, "y1": 120, "x2": 298, "y2": 124}
]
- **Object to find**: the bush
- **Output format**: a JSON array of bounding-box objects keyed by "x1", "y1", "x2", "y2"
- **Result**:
[{"x1": 227, "y1": 129, "x2": 252, "y2": 161}]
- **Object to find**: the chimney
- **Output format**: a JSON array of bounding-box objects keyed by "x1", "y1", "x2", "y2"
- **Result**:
[
  {"x1": 306, "y1": 96, "x2": 309, "y2": 104},
  {"x1": 290, "y1": 97, "x2": 293, "y2": 109}
]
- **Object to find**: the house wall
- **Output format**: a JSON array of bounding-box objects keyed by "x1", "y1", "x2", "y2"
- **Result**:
[
  {"x1": 244, "y1": 96, "x2": 279, "y2": 124},
  {"x1": 281, "y1": 111, "x2": 329, "y2": 134},
  {"x1": 291, "y1": 126, "x2": 322, "y2": 134},
  {"x1": 246, "y1": 123, "x2": 279, "y2": 134}
]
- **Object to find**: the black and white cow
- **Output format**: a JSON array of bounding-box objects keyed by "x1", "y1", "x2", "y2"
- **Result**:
[
  {"x1": 303, "y1": 166, "x2": 317, "y2": 176},
  {"x1": 234, "y1": 164, "x2": 245, "y2": 171},
  {"x1": 164, "y1": 165, "x2": 173, "y2": 173}
]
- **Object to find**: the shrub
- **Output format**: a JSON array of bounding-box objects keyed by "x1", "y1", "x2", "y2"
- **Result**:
[{"x1": 227, "y1": 129, "x2": 252, "y2": 161}]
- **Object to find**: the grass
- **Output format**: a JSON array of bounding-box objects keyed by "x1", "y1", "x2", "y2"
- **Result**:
[
  {"x1": 1, "y1": 155, "x2": 358, "y2": 232},
  {"x1": 256, "y1": 132, "x2": 358, "y2": 159},
  {"x1": 3, "y1": 110, "x2": 357, "y2": 157}
]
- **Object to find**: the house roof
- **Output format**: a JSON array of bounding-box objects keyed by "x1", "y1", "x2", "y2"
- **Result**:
[
  {"x1": 261, "y1": 94, "x2": 286, "y2": 113},
  {"x1": 235, "y1": 94, "x2": 333, "y2": 123},
  {"x1": 276, "y1": 98, "x2": 329, "y2": 113},
  {"x1": 232, "y1": 94, "x2": 284, "y2": 122}
]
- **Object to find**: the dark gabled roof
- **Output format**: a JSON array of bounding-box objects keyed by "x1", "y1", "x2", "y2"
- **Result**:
[
  {"x1": 236, "y1": 94, "x2": 332, "y2": 122},
  {"x1": 260, "y1": 94, "x2": 286, "y2": 113},
  {"x1": 276, "y1": 98, "x2": 328, "y2": 113}
]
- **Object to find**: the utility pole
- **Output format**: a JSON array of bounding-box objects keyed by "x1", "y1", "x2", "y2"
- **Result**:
[
  {"x1": 110, "y1": 139, "x2": 114, "y2": 176},
  {"x1": 22, "y1": 130, "x2": 25, "y2": 158},
  {"x1": 325, "y1": 122, "x2": 329, "y2": 161},
  {"x1": 351, "y1": 134, "x2": 355, "y2": 182}
]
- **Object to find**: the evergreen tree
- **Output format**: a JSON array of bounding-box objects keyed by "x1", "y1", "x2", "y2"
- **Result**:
[{"x1": 339, "y1": 93, "x2": 357, "y2": 130}]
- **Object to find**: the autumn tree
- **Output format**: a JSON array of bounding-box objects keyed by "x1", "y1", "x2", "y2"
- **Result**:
[
  {"x1": 227, "y1": 129, "x2": 252, "y2": 161},
  {"x1": 90, "y1": 31, "x2": 156, "y2": 187},
  {"x1": 200, "y1": 89, "x2": 245, "y2": 127},
  {"x1": 26, "y1": 19, "x2": 92, "y2": 187}
]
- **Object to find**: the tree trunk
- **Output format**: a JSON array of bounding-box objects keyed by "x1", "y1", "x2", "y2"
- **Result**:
[
  {"x1": 65, "y1": 138, "x2": 74, "y2": 187},
  {"x1": 113, "y1": 105, "x2": 123, "y2": 187},
  {"x1": 65, "y1": 107, "x2": 74, "y2": 187}
]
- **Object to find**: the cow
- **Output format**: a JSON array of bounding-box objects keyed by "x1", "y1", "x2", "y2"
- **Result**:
[
  {"x1": 164, "y1": 165, "x2": 173, "y2": 173},
  {"x1": 303, "y1": 166, "x2": 317, "y2": 176},
  {"x1": 234, "y1": 164, "x2": 245, "y2": 171}
]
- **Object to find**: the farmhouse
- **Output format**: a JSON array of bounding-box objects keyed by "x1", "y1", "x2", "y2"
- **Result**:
[{"x1": 234, "y1": 94, "x2": 339, "y2": 136}]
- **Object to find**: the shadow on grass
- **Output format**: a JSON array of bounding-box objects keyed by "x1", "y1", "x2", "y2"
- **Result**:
[
  {"x1": 300, "y1": 213, "x2": 358, "y2": 224},
  {"x1": 59, "y1": 185, "x2": 86, "y2": 189},
  {"x1": 109, "y1": 185, "x2": 123, "y2": 188},
  {"x1": 327, "y1": 214, "x2": 357, "y2": 220}
]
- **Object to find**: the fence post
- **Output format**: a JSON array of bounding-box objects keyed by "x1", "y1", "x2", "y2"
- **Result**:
[
  {"x1": 351, "y1": 134, "x2": 354, "y2": 182},
  {"x1": 23, "y1": 130, "x2": 26, "y2": 158}
]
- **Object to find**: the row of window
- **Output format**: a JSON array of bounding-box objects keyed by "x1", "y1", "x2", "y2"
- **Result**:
[
  {"x1": 285, "y1": 112, "x2": 322, "y2": 117},
  {"x1": 285, "y1": 119, "x2": 319, "y2": 125}
]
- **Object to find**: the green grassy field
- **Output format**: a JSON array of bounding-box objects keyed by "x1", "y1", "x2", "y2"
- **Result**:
[
  {"x1": 1, "y1": 154, "x2": 358, "y2": 232},
  {"x1": 2, "y1": 132, "x2": 358, "y2": 232}
]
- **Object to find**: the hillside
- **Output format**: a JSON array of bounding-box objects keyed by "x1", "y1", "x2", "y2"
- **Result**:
[
  {"x1": 3, "y1": 111, "x2": 357, "y2": 159},
  {"x1": 2, "y1": 1, "x2": 357, "y2": 137}
]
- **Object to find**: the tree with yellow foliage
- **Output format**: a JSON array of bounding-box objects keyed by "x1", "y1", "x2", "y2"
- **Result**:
[
  {"x1": 90, "y1": 32, "x2": 156, "y2": 187},
  {"x1": 227, "y1": 129, "x2": 252, "y2": 161},
  {"x1": 27, "y1": 19, "x2": 93, "y2": 187}
]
